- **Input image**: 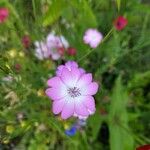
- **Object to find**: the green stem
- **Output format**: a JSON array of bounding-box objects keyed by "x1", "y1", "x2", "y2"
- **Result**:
[{"x1": 32, "y1": 0, "x2": 37, "y2": 20}]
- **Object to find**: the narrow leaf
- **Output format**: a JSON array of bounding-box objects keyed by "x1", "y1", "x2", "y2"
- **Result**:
[
  {"x1": 43, "y1": 0, "x2": 65, "y2": 27},
  {"x1": 109, "y1": 76, "x2": 134, "y2": 150}
]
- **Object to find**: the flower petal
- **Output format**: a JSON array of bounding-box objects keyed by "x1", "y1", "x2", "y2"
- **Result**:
[
  {"x1": 71, "y1": 67, "x2": 81, "y2": 84},
  {"x1": 77, "y1": 73, "x2": 92, "y2": 88},
  {"x1": 45, "y1": 87, "x2": 67, "y2": 100},
  {"x1": 59, "y1": 36, "x2": 69, "y2": 49},
  {"x1": 83, "y1": 96, "x2": 96, "y2": 112},
  {"x1": 79, "y1": 68, "x2": 85, "y2": 75},
  {"x1": 47, "y1": 76, "x2": 64, "y2": 87},
  {"x1": 81, "y1": 82, "x2": 99, "y2": 95},
  {"x1": 52, "y1": 98, "x2": 65, "y2": 114},
  {"x1": 56, "y1": 65, "x2": 65, "y2": 76},
  {"x1": 75, "y1": 96, "x2": 89, "y2": 116},
  {"x1": 90, "y1": 42, "x2": 98, "y2": 48},
  {"x1": 61, "y1": 68, "x2": 75, "y2": 87},
  {"x1": 51, "y1": 52, "x2": 60, "y2": 60},
  {"x1": 61, "y1": 98, "x2": 74, "y2": 119},
  {"x1": 65, "y1": 61, "x2": 78, "y2": 69}
]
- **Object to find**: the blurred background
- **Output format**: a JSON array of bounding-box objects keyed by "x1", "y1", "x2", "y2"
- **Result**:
[{"x1": 0, "y1": 0, "x2": 150, "y2": 150}]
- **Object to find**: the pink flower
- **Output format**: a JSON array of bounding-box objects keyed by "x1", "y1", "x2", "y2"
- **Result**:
[
  {"x1": 0, "y1": 8, "x2": 9, "y2": 23},
  {"x1": 56, "y1": 61, "x2": 85, "y2": 76},
  {"x1": 67, "y1": 47, "x2": 77, "y2": 56},
  {"x1": 113, "y1": 16, "x2": 128, "y2": 31},
  {"x1": 22, "y1": 35, "x2": 31, "y2": 48},
  {"x1": 45, "y1": 61, "x2": 99, "y2": 119},
  {"x1": 83, "y1": 28, "x2": 103, "y2": 48}
]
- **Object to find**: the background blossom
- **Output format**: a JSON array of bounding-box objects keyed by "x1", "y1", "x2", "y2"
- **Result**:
[
  {"x1": 83, "y1": 28, "x2": 103, "y2": 48},
  {"x1": 22, "y1": 35, "x2": 31, "y2": 48},
  {"x1": 34, "y1": 41, "x2": 50, "y2": 60},
  {"x1": 113, "y1": 16, "x2": 128, "y2": 30},
  {"x1": 35, "y1": 33, "x2": 69, "y2": 60},
  {"x1": 67, "y1": 47, "x2": 77, "y2": 56},
  {"x1": 0, "y1": 8, "x2": 9, "y2": 23}
]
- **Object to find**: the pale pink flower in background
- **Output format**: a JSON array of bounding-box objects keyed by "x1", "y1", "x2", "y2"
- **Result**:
[
  {"x1": 45, "y1": 61, "x2": 98, "y2": 119},
  {"x1": 0, "y1": 8, "x2": 9, "y2": 23},
  {"x1": 47, "y1": 33, "x2": 69, "y2": 49},
  {"x1": 34, "y1": 41, "x2": 50, "y2": 60},
  {"x1": 83, "y1": 28, "x2": 103, "y2": 48},
  {"x1": 34, "y1": 33, "x2": 69, "y2": 60},
  {"x1": 46, "y1": 33, "x2": 69, "y2": 60},
  {"x1": 56, "y1": 61, "x2": 85, "y2": 76}
]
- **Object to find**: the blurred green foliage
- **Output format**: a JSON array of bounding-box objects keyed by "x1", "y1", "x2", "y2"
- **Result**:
[{"x1": 0, "y1": 0, "x2": 150, "y2": 150}]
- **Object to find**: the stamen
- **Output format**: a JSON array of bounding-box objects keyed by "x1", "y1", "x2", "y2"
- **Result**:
[{"x1": 68, "y1": 87, "x2": 81, "y2": 98}]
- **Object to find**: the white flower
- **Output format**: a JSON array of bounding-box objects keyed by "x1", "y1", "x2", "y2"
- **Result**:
[
  {"x1": 34, "y1": 33, "x2": 69, "y2": 60},
  {"x1": 34, "y1": 41, "x2": 50, "y2": 60}
]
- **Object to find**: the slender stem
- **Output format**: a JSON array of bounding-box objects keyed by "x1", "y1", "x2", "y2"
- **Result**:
[
  {"x1": 102, "y1": 27, "x2": 114, "y2": 43},
  {"x1": 78, "y1": 27, "x2": 114, "y2": 62},
  {"x1": 77, "y1": 47, "x2": 93, "y2": 63},
  {"x1": 32, "y1": 0, "x2": 37, "y2": 20}
]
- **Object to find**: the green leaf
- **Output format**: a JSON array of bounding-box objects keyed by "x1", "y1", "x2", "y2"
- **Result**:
[
  {"x1": 70, "y1": 0, "x2": 97, "y2": 28},
  {"x1": 128, "y1": 71, "x2": 150, "y2": 90},
  {"x1": 133, "y1": 4, "x2": 150, "y2": 14},
  {"x1": 109, "y1": 76, "x2": 134, "y2": 150},
  {"x1": 116, "y1": 0, "x2": 121, "y2": 11},
  {"x1": 88, "y1": 111, "x2": 103, "y2": 141},
  {"x1": 43, "y1": 0, "x2": 66, "y2": 27}
]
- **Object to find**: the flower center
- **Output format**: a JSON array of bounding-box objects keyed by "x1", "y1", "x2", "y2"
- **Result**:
[
  {"x1": 67, "y1": 87, "x2": 81, "y2": 98},
  {"x1": 117, "y1": 21, "x2": 122, "y2": 27}
]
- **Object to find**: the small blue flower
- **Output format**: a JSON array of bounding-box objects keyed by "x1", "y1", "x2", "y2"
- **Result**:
[{"x1": 65, "y1": 126, "x2": 77, "y2": 136}]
